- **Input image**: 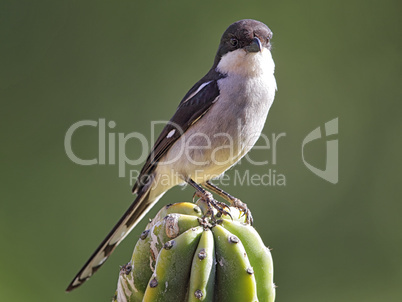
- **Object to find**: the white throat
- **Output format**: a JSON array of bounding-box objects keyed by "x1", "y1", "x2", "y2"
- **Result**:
[{"x1": 216, "y1": 47, "x2": 275, "y2": 78}]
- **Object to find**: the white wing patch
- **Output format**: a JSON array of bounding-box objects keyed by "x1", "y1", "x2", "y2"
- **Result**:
[
  {"x1": 166, "y1": 129, "x2": 175, "y2": 138},
  {"x1": 182, "y1": 80, "x2": 212, "y2": 104}
]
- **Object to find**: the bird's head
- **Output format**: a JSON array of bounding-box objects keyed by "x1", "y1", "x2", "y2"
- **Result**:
[{"x1": 214, "y1": 19, "x2": 274, "y2": 77}]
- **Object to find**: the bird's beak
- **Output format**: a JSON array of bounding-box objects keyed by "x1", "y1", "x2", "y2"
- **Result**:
[{"x1": 246, "y1": 37, "x2": 262, "y2": 53}]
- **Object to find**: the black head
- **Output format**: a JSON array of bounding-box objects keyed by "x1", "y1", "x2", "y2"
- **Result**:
[{"x1": 214, "y1": 19, "x2": 273, "y2": 65}]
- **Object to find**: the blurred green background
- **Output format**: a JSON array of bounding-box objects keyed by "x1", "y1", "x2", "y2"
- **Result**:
[{"x1": 1, "y1": 0, "x2": 401, "y2": 301}]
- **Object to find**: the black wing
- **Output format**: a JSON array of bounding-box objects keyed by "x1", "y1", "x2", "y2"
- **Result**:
[{"x1": 132, "y1": 75, "x2": 224, "y2": 193}]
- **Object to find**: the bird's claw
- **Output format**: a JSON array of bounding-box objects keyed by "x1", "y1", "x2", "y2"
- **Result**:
[
  {"x1": 195, "y1": 191, "x2": 232, "y2": 221},
  {"x1": 232, "y1": 198, "x2": 253, "y2": 225}
]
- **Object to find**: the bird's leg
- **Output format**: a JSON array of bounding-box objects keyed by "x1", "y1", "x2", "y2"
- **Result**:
[
  {"x1": 187, "y1": 178, "x2": 232, "y2": 220},
  {"x1": 205, "y1": 180, "x2": 253, "y2": 225}
]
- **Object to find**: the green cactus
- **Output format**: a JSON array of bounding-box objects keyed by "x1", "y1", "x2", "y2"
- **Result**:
[{"x1": 113, "y1": 200, "x2": 275, "y2": 302}]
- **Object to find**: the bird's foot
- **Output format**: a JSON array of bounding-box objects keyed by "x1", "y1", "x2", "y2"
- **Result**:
[
  {"x1": 232, "y1": 198, "x2": 253, "y2": 225},
  {"x1": 195, "y1": 190, "x2": 232, "y2": 221}
]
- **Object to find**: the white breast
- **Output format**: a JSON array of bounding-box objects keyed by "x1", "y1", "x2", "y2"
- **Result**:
[{"x1": 158, "y1": 48, "x2": 276, "y2": 185}]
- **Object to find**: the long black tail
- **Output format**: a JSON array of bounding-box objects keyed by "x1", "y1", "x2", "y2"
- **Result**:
[{"x1": 66, "y1": 187, "x2": 162, "y2": 292}]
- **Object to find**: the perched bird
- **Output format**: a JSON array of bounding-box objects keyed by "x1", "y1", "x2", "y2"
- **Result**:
[{"x1": 66, "y1": 19, "x2": 277, "y2": 292}]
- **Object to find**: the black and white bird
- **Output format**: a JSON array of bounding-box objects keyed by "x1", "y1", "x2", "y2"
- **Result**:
[{"x1": 66, "y1": 19, "x2": 277, "y2": 292}]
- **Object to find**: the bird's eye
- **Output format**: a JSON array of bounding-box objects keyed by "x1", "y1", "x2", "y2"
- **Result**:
[{"x1": 230, "y1": 38, "x2": 238, "y2": 47}]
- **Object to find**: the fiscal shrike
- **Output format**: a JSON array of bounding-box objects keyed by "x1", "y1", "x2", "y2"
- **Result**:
[{"x1": 67, "y1": 19, "x2": 277, "y2": 292}]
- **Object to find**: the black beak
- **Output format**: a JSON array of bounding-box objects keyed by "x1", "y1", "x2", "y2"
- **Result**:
[{"x1": 246, "y1": 37, "x2": 262, "y2": 53}]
